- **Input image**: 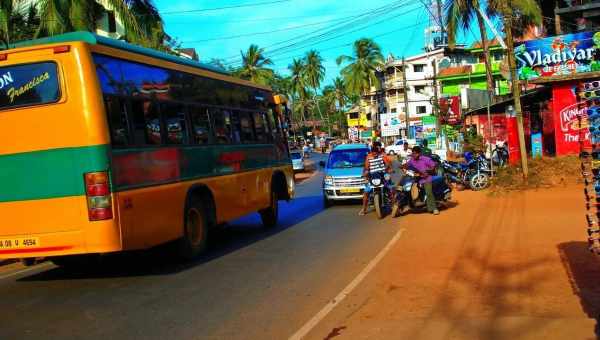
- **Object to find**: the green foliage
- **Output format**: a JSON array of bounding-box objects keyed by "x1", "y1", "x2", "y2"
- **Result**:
[
  {"x1": 463, "y1": 132, "x2": 484, "y2": 153},
  {"x1": 336, "y1": 38, "x2": 384, "y2": 97},
  {"x1": 236, "y1": 44, "x2": 274, "y2": 86}
]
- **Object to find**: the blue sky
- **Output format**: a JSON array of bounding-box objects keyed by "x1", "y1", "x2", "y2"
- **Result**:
[{"x1": 153, "y1": 0, "x2": 475, "y2": 85}]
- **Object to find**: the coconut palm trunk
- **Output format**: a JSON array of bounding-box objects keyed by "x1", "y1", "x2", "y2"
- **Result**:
[{"x1": 475, "y1": 10, "x2": 495, "y2": 97}]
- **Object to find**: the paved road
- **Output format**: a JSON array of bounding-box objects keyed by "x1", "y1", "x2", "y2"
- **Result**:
[{"x1": 0, "y1": 152, "x2": 402, "y2": 340}]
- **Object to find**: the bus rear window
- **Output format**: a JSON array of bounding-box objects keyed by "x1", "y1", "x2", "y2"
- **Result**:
[{"x1": 0, "y1": 62, "x2": 59, "y2": 110}]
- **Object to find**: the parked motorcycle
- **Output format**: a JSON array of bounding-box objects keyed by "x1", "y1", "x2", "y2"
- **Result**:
[
  {"x1": 441, "y1": 151, "x2": 491, "y2": 191},
  {"x1": 368, "y1": 171, "x2": 393, "y2": 219},
  {"x1": 392, "y1": 171, "x2": 452, "y2": 217}
]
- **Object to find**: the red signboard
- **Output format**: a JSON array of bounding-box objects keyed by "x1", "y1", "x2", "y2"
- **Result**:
[
  {"x1": 439, "y1": 96, "x2": 461, "y2": 125},
  {"x1": 552, "y1": 82, "x2": 591, "y2": 155}
]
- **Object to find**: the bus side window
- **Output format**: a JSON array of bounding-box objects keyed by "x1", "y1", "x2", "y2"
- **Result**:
[
  {"x1": 239, "y1": 111, "x2": 256, "y2": 143},
  {"x1": 189, "y1": 105, "x2": 211, "y2": 144},
  {"x1": 266, "y1": 108, "x2": 279, "y2": 141},
  {"x1": 161, "y1": 102, "x2": 188, "y2": 145},
  {"x1": 104, "y1": 96, "x2": 130, "y2": 146},
  {"x1": 212, "y1": 108, "x2": 231, "y2": 144},
  {"x1": 229, "y1": 110, "x2": 242, "y2": 144},
  {"x1": 252, "y1": 112, "x2": 267, "y2": 143},
  {"x1": 131, "y1": 99, "x2": 162, "y2": 146}
]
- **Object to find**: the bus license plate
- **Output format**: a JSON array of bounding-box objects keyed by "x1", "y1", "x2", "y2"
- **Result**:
[
  {"x1": 340, "y1": 188, "x2": 360, "y2": 193},
  {"x1": 0, "y1": 237, "x2": 40, "y2": 250}
]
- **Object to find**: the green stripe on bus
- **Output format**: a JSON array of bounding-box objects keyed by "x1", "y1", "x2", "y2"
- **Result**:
[{"x1": 0, "y1": 145, "x2": 110, "y2": 202}]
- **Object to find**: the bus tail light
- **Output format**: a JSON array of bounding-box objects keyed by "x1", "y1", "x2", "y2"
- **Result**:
[
  {"x1": 84, "y1": 171, "x2": 113, "y2": 221},
  {"x1": 53, "y1": 45, "x2": 70, "y2": 54},
  {"x1": 0, "y1": 54, "x2": 6, "y2": 61}
]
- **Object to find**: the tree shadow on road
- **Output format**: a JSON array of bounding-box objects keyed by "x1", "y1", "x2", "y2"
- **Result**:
[
  {"x1": 18, "y1": 195, "x2": 326, "y2": 281},
  {"x1": 558, "y1": 241, "x2": 600, "y2": 338}
]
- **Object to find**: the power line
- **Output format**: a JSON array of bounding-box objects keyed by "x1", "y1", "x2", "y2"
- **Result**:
[
  {"x1": 220, "y1": 0, "x2": 412, "y2": 62},
  {"x1": 225, "y1": 0, "x2": 419, "y2": 65},
  {"x1": 161, "y1": 0, "x2": 293, "y2": 15},
  {"x1": 180, "y1": 16, "x2": 352, "y2": 43}
]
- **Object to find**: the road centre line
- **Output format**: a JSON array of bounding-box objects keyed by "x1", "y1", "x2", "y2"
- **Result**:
[{"x1": 288, "y1": 227, "x2": 406, "y2": 340}]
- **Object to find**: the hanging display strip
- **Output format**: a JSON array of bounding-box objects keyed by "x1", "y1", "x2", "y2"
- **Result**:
[{"x1": 580, "y1": 79, "x2": 600, "y2": 254}]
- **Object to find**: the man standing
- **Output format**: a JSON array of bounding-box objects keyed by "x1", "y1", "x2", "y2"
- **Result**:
[
  {"x1": 405, "y1": 146, "x2": 439, "y2": 215},
  {"x1": 359, "y1": 141, "x2": 392, "y2": 216},
  {"x1": 398, "y1": 141, "x2": 412, "y2": 163}
]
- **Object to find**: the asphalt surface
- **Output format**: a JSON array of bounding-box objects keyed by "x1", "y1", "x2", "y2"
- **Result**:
[{"x1": 0, "y1": 152, "x2": 402, "y2": 340}]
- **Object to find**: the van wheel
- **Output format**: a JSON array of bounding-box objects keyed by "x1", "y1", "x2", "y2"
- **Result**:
[
  {"x1": 178, "y1": 196, "x2": 209, "y2": 260},
  {"x1": 323, "y1": 195, "x2": 333, "y2": 208},
  {"x1": 260, "y1": 190, "x2": 279, "y2": 228}
]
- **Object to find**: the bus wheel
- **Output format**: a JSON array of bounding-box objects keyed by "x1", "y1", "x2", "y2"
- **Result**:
[
  {"x1": 179, "y1": 196, "x2": 209, "y2": 260},
  {"x1": 260, "y1": 190, "x2": 279, "y2": 228}
]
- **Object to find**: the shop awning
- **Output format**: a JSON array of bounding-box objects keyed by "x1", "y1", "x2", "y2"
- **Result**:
[{"x1": 464, "y1": 87, "x2": 550, "y2": 116}]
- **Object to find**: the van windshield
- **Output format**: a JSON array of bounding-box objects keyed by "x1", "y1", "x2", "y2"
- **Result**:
[
  {"x1": 0, "y1": 62, "x2": 60, "y2": 110},
  {"x1": 327, "y1": 149, "x2": 368, "y2": 169}
]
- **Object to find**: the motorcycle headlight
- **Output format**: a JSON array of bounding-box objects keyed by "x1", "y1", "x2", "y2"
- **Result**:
[
  {"x1": 371, "y1": 178, "x2": 382, "y2": 186},
  {"x1": 384, "y1": 173, "x2": 391, "y2": 181},
  {"x1": 324, "y1": 176, "x2": 334, "y2": 186}
]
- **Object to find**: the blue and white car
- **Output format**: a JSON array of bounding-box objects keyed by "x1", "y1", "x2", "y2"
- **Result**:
[
  {"x1": 322, "y1": 144, "x2": 369, "y2": 206},
  {"x1": 291, "y1": 151, "x2": 305, "y2": 172}
]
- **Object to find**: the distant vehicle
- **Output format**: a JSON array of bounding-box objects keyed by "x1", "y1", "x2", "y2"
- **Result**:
[
  {"x1": 291, "y1": 152, "x2": 305, "y2": 172},
  {"x1": 320, "y1": 144, "x2": 369, "y2": 207},
  {"x1": 385, "y1": 139, "x2": 417, "y2": 155}
]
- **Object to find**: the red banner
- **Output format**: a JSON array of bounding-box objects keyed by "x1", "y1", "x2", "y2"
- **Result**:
[
  {"x1": 439, "y1": 96, "x2": 461, "y2": 125},
  {"x1": 552, "y1": 82, "x2": 591, "y2": 155}
]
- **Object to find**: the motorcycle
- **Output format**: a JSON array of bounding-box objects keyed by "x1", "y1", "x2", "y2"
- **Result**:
[
  {"x1": 393, "y1": 170, "x2": 452, "y2": 217},
  {"x1": 441, "y1": 151, "x2": 491, "y2": 191},
  {"x1": 368, "y1": 171, "x2": 394, "y2": 219}
]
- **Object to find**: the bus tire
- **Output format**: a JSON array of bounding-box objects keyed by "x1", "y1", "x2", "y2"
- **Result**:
[
  {"x1": 260, "y1": 190, "x2": 279, "y2": 229},
  {"x1": 178, "y1": 195, "x2": 209, "y2": 260}
]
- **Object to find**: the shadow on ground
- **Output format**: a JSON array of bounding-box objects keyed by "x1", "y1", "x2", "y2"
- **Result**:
[
  {"x1": 19, "y1": 195, "x2": 325, "y2": 281},
  {"x1": 558, "y1": 241, "x2": 600, "y2": 338}
]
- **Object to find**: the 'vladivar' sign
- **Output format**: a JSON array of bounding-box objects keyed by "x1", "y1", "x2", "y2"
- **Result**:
[{"x1": 515, "y1": 31, "x2": 600, "y2": 80}]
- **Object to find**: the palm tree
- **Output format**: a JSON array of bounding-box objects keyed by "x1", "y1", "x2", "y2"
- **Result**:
[
  {"x1": 35, "y1": 0, "x2": 164, "y2": 47},
  {"x1": 332, "y1": 77, "x2": 348, "y2": 136},
  {"x1": 445, "y1": 0, "x2": 541, "y2": 96},
  {"x1": 336, "y1": 38, "x2": 384, "y2": 98},
  {"x1": 303, "y1": 50, "x2": 327, "y2": 133},
  {"x1": 289, "y1": 58, "x2": 309, "y2": 122},
  {"x1": 336, "y1": 38, "x2": 384, "y2": 131},
  {"x1": 446, "y1": 0, "x2": 495, "y2": 95},
  {"x1": 237, "y1": 44, "x2": 274, "y2": 86},
  {"x1": 0, "y1": 1, "x2": 39, "y2": 46}
]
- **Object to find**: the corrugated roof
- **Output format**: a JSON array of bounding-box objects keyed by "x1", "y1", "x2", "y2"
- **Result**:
[
  {"x1": 470, "y1": 38, "x2": 500, "y2": 49},
  {"x1": 437, "y1": 65, "x2": 472, "y2": 77}
]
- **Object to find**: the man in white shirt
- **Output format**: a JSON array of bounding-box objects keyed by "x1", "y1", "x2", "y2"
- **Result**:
[{"x1": 397, "y1": 141, "x2": 412, "y2": 163}]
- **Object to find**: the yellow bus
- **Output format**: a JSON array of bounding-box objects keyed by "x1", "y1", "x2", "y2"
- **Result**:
[{"x1": 0, "y1": 32, "x2": 294, "y2": 264}]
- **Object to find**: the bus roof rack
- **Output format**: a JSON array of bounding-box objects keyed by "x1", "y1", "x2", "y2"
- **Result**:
[{"x1": 9, "y1": 31, "x2": 230, "y2": 76}]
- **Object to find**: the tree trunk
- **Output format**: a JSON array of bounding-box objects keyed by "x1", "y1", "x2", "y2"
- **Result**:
[
  {"x1": 503, "y1": 2, "x2": 529, "y2": 178},
  {"x1": 475, "y1": 9, "x2": 495, "y2": 97}
]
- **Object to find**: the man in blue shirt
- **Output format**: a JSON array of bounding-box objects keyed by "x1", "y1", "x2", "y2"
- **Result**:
[{"x1": 405, "y1": 146, "x2": 439, "y2": 215}]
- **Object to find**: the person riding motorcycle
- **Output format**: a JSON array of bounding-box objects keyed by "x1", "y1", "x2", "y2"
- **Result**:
[
  {"x1": 403, "y1": 145, "x2": 439, "y2": 215},
  {"x1": 359, "y1": 141, "x2": 393, "y2": 216}
]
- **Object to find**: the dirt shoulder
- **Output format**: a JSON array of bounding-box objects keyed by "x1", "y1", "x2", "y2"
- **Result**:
[{"x1": 307, "y1": 185, "x2": 600, "y2": 340}]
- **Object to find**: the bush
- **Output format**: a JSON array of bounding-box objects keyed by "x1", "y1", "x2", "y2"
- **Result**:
[{"x1": 489, "y1": 155, "x2": 582, "y2": 195}]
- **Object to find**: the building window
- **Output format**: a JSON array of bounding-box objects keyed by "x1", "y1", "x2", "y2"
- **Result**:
[
  {"x1": 349, "y1": 112, "x2": 359, "y2": 119},
  {"x1": 107, "y1": 11, "x2": 116, "y2": 33},
  {"x1": 413, "y1": 64, "x2": 425, "y2": 72},
  {"x1": 391, "y1": 108, "x2": 397, "y2": 113},
  {"x1": 416, "y1": 106, "x2": 427, "y2": 114},
  {"x1": 366, "y1": 113, "x2": 372, "y2": 121},
  {"x1": 414, "y1": 85, "x2": 426, "y2": 94}
]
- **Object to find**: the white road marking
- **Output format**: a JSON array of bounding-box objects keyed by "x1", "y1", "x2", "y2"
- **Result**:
[
  {"x1": 288, "y1": 227, "x2": 406, "y2": 340},
  {"x1": 0, "y1": 261, "x2": 54, "y2": 280}
]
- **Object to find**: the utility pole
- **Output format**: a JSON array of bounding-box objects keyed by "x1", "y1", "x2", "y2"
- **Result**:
[
  {"x1": 431, "y1": 58, "x2": 441, "y2": 146},
  {"x1": 503, "y1": 1, "x2": 529, "y2": 177},
  {"x1": 402, "y1": 57, "x2": 410, "y2": 138},
  {"x1": 436, "y1": 0, "x2": 445, "y2": 45}
]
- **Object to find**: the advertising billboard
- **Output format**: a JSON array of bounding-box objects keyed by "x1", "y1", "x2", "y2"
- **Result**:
[
  {"x1": 515, "y1": 31, "x2": 600, "y2": 81},
  {"x1": 380, "y1": 113, "x2": 403, "y2": 137},
  {"x1": 439, "y1": 96, "x2": 461, "y2": 125}
]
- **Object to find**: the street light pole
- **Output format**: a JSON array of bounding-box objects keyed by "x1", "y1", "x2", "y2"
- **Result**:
[{"x1": 503, "y1": 1, "x2": 529, "y2": 178}]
